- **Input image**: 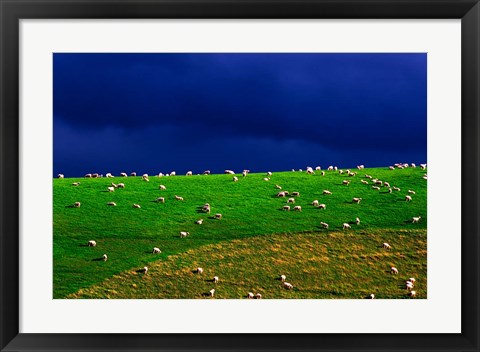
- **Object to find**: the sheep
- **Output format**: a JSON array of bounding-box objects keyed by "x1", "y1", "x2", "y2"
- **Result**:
[
  {"x1": 408, "y1": 290, "x2": 416, "y2": 297},
  {"x1": 420, "y1": 164, "x2": 427, "y2": 170},
  {"x1": 321, "y1": 171, "x2": 325, "y2": 176},
  {"x1": 315, "y1": 166, "x2": 321, "y2": 171},
  {"x1": 293, "y1": 206, "x2": 302, "y2": 212},
  {"x1": 287, "y1": 198, "x2": 295, "y2": 204},
  {"x1": 411, "y1": 163, "x2": 416, "y2": 168},
  {"x1": 312, "y1": 200, "x2": 319, "y2": 207},
  {"x1": 247, "y1": 292, "x2": 254, "y2": 299},
  {"x1": 158, "y1": 173, "x2": 164, "y2": 177},
  {"x1": 203, "y1": 170, "x2": 211, "y2": 175},
  {"x1": 372, "y1": 186, "x2": 381, "y2": 190},
  {"x1": 423, "y1": 174, "x2": 428, "y2": 180},
  {"x1": 106, "y1": 173, "x2": 114, "y2": 178},
  {"x1": 141, "y1": 266, "x2": 148, "y2": 274},
  {"x1": 283, "y1": 282, "x2": 294, "y2": 290},
  {"x1": 409, "y1": 278, "x2": 416, "y2": 283},
  {"x1": 320, "y1": 222, "x2": 329, "y2": 229},
  {"x1": 405, "y1": 195, "x2": 413, "y2": 202},
  {"x1": 152, "y1": 247, "x2": 161, "y2": 254},
  {"x1": 102, "y1": 254, "x2": 108, "y2": 261},
  {"x1": 142, "y1": 175, "x2": 150, "y2": 182},
  {"x1": 111, "y1": 182, "x2": 118, "y2": 188},
  {"x1": 327, "y1": 166, "x2": 334, "y2": 171},
  {"x1": 255, "y1": 293, "x2": 262, "y2": 299},
  {"x1": 88, "y1": 240, "x2": 97, "y2": 247},
  {"x1": 106, "y1": 202, "x2": 117, "y2": 206},
  {"x1": 120, "y1": 172, "x2": 128, "y2": 177},
  {"x1": 263, "y1": 177, "x2": 270, "y2": 181},
  {"x1": 117, "y1": 183, "x2": 125, "y2": 188},
  {"x1": 203, "y1": 206, "x2": 211, "y2": 214},
  {"x1": 142, "y1": 174, "x2": 149, "y2": 178},
  {"x1": 73, "y1": 202, "x2": 81, "y2": 208},
  {"x1": 242, "y1": 170, "x2": 248, "y2": 177},
  {"x1": 275, "y1": 185, "x2": 282, "y2": 189},
  {"x1": 343, "y1": 180, "x2": 351, "y2": 186},
  {"x1": 408, "y1": 190, "x2": 416, "y2": 195},
  {"x1": 338, "y1": 170, "x2": 344, "y2": 174},
  {"x1": 130, "y1": 172, "x2": 137, "y2": 176},
  {"x1": 375, "y1": 180, "x2": 383, "y2": 186},
  {"x1": 72, "y1": 182, "x2": 80, "y2": 186},
  {"x1": 175, "y1": 195, "x2": 184, "y2": 201},
  {"x1": 412, "y1": 216, "x2": 421, "y2": 223},
  {"x1": 352, "y1": 197, "x2": 362, "y2": 204},
  {"x1": 276, "y1": 191, "x2": 286, "y2": 198},
  {"x1": 209, "y1": 289, "x2": 215, "y2": 297},
  {"x1": 306, "y1": 168, "x2": 314, "y2": 174},
  {"x1": 186, "y1": 171, "x2": 193, "y2": 176},
  {"x1": 179, "y1": 231, "x2": 190, "y2": 238},
  {"x1": 393, "y1": 186, "x2": 401, "y2": 191},
  {"x1": 406, "y1": 282, "x2": 414, "y2": 291},
  {"x1": 84, "y1": 173, "x2": 92, "y2": 178},
  {"x1": 357, "y1": 165, "x2": 365, "y2": 170},
  {"x1": 349, "y1": 172, "x2": 357, "y2": 177},
  {"x1": 213, "y1": 276, "x2": 219, "y2": 283},
  {"x1": 388, "y1": 188, "x2": 392, "y2": 193},
  {"x1": 280, "y1": 275, "x2": 287, "y2": 282},
  {"x1": 384, "y1": 182, "x2": 391, "y2": 188},
  {"x1": 107, "y1": 186, "x2": 115, "y2": 192},
  {"x1": 196, "y1": 267, "x2": 203, "y2": 274},
  {"x1": 58, "y1": 174, "x2": 64, "y2": 178},
  {"x1": 318, "y1": 204, "x2": 326, "y2": 209},
  {"x1": 356, "y1": 217, "x2": 360, "y2": 225},
  {"x1": 389, "y1": 166, "x2": 395, "y2": 170},
  {"x1": 343, "y1": 223, "x2": 351, "y2": 230},
  {"x1": 391, "y1": 267, "x2": 399, "y2": 274},
  {"x1": 159, "y1": 185, "x2": 166, "y2": 190},
  {"x1": 133, "y1": 204, "x2": 141, "y2": 209},
  {"x1": 365, "y1": 174, "x2": 372, "y2": 179},
  {"x1": 233, "y1": 176, "x2": 239, "y2": 182},
  {"x1": 283, "y1": 205, "x2": 291, "y2": 211},
  {"x1": 267, "y1": 171, "x2": 272, "y2": 177},
  {"x1": 155, "y1": 197, "x2": 165, "y2": 203},
  {"x1": 383, "y1": 243, "x2": 391, "y2": 249},
  {"x1": 224, "y1": 170, "x2": 235, "y2": 175},
  {"x1": 323, "y1": 190, "x2": 332, "y2": 195},
  {"x1": 195, "y1": 219, "x2": 204, "y2": 225},
  {"x1": 214, "y1": 213, "x2": 223, "y2": 220}
]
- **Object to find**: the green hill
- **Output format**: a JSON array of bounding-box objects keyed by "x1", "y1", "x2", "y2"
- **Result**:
[{"x1": 53, "y1": 167, "x2": 427, "y2": 298}]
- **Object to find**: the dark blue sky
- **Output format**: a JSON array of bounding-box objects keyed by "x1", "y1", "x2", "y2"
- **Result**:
[{"x1": 53, "y1": 53, "x2": 426, "y2": 177}]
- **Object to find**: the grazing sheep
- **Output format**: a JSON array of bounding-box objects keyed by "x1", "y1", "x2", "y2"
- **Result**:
[
  {"x1": 283, "y1": 282, "x2": 294, "y2": 290},
  {"x1": 287, "y1": 198, "x2": 295, "y2": 204},
  {"x1": 420, "y1": 163, "x2": 427, "y2": 170},
  {"x1": 209, "y1": 289, "x2": 215, "y2": 297},
  {"x1": 196, "y1": 267, "x2": 203, "y2": 274},
  {"x1": 405, "y1": 195, "x2": 413, "y2": 202},
  {"x1": 389, "y1": 166, "x2": 395, "y2": 170},
  {"x1": 343, "y1": 180, "x2": 350, "y2": 186},
  {"x1": 88, "y1": 240, "x2": 97, "y2": 247},
  {"x1": 412, "y1": 216, "x2": 421, "y2": 223},
  {"x1": 365, "y1": 174, "x2": 372, "y2": 179},
  {"x1": 409, "y1": 278, "x2": 416, "y2": 283},
  {"x1": 384, "y1": 182, "x2": 390, "y2": 188},
  {"x1": 383, "y1": 243, "x2": 391, "y2": 250},
  {"x1": 423, "y1": 174, "x2": 428, "y2": 180},
  {"x1": 73, "y1": 202, "x2": 81, "y2": 208},
  {"x1": 152, "y1": 247, "x2": 161, "y2": 254},
  {"x1": 338, "y1": 170, "x2": 344, "y2": 174},
  {"x1": 356, "y1": 217, "x2": 360, "y2": 225},
  {"x1": 280, "y1": 275, "x2": 286, "y2": 282},
  {"x1": 276, "y1": 191, "x2": 286, "y2": 198},
  {"x1": 255, "y1": 293, "x2": 262, "y2": 299},
  {"x1": 132, "y1": 204, "x2": 141, "y2": 209},
  {"x1": 393, "y1": 186, "x2": 401, "y2": 191},
  {"x1": 106, "y1": 202, "x2": 117, "y2": 206},
  {"x1": 315, "y1": 166, "x2": 321, "y2": 170},
  {"x1": 318, "y1": 204, "x2": 326, "y2": 209},
  {"x1": 275, "y1": 185, "x2": 282, "y2": 189},
  {"x1": 352, "y1": 197, "x2": 362, "y2": 204},
  {"x1": 72, "y1": 182, "x2": 80, "y2": 186},
  {"x1": 408, "y1": 290, "x2": 416, "y2": 297},
  {"x1": 327, "y1": 166, "x2": 334, "y2": 171},
  {"x1": 142, "y1": 176, "x2": 150, "y2": 182},
  {"x1": 242, "y1": 170, "x2": 248, "y2": 177},
  {"x1": 312, "y1": 200, "x2": 319, "y2": 207},
  {"x1": 247, "y1": 292, "x2": 254, "y2": 299},
  {"x1": 180, "y1": 231, "x2": 190, "y2": 238},
  {"x1": 391, "y1": 267, "x2": 399, "y2": 274},
  {"x1": 320, "y1": 222, "x2": 329, "y2": 229},
  {"x1": 158, "y1": 173, "x2": 164, "y2": 177},
  {"x1": 321, "y1": 171, "x2": 325, "y2": 176},
  {"x1": 105, "y1": 173, "x2": 113, "y2": 178},
  {"x1": 213, "y1": 276, "x2": 219, "y2": 283},
  {"x1": 203, "y1": 170, "x2": 211, "y2": 175},
  {"x1": 203, "y1": 206, "x2": 211, "y2": 214},
  {"x1": 156, "y1": 197, "x2": 165, "y2": 203},
  {"x1": 117, "y1": 183, "x2": 125, "y2": 188},
  {"x1": 120, "y1": 172, "x2": 128, "y2": 177},
  {"x1": 84, "y1": 173, "x2": 92, "y2": 178},
  {"x1": 343, "y1": 223, "x2": 351, "y2": 230},
  {"x1": 369, "y1": 294, "x2": 375, "y2": 299},
  {"x1": 267, "y1": 171, "x2": 273, "y2": 177},
  {"x1": 175, "y1": 195, "x2": 184, "y2": 201},
  {"x1": 107, "y1": 186, "x2": 115, "y2": 192},
  {"x1": 263, "y1": 177, "x2": 270, "y2": 181},
  {"x1": 406, "y1": 282, "x2": 414, "y2": 291},
  {"x1": 357, "y1": 165, "x2": 365, "y2": 170},
  {"x1": 159, "y1": 185, "x2": 166, "y2": 190},
  {"x1": 233, "y1": 176, "x2": 239, "y2": 182},
  {"x1": 408, "y1": 190, "x2": 416, "y2": 194},
  {"x1": 323, "y1": 190, "x2": 332, "y2": 195},
  {"x1": 224, "y1": 170, "x2": 235, "y2": 175},
  {"x1": 102, "y1": 254, "x2": 108, "y2": 261},
  {"x1": 372, "y1": 186, "x2": 381, "y2": 190},
  {"x1": 388, "y1": 188, "x2": 392, "y2": 193},
  {"x1": 306, "y1": 168, "x2": 314, "y2": 174},
  {"x1": 141, "y1": 266, "x2": 148, "y2": 274},
  {"x1": 293, "y1": 206, "x2": 302, "y2": 212},
  {"x1": 58, "y1": 174, "x2": 64, "y2": 178},
  {"x1": 195, "y1": 219, "x2": 204, "y2": 225},
  {"x1": 283, "y1": 205, "x2": 291, "y2": 211},
  {"x1": 214, "y1": 213, "x2": 222, "y2": 220},
  {"x1": 130, "y1": 172, "x2": 137, "y2": 177},
  {"x1": 411, "y1": 163, "x2": 416, "y2": 168},
  {"x1": 186, "y1": 171, "x2": 193, "y2": 176}
]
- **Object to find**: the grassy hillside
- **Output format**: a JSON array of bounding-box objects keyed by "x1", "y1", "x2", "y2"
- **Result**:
[{"x1": 53, "y1": 167, "x2": 427, "y2": 298}]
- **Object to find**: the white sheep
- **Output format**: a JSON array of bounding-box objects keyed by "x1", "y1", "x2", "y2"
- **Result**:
[
  {"x1": 389, "y1": 166, "x2": 395, "y2": 170},
  {"x1": 369, "y1": 294, "x2": 375, "y2": 299},
  {"x1": 406, "y1": 282, "x2": 414, "y2": 291},
  {"x1": 196, "y1": 267, "x2": 203, "y2": 274},
  {"x1": 186, "y1": 171, "x2": 193, "y2": 176},
  {"x1": 214, "y1": 213, "x2": 222, "y2": 220},
  {"x1": 356, "y1": 217, "x2": 360, "y2": 225},
  {"x1": 327, "y1": 166, "x2": 334, "y2": 171},
  {"x1": 318, "y1": 204, "x2": 326, "y2": 209},
  {"x1": 85, "y1": 173, "x2": 92, "y2": 178},
  {"x1": 372, "y1": 186, "x2": 381, "y2": 191},
  {"x1": 255, "y1": 293, "x2": 262, "y2": 299},
  {"x1": 280, "y1": 275, "x2": 286, "y2": 282},
  {"x1": 383, "y1": 243, "x2": 391, "y2": 249},
  {"x1": 411, "y1": 163, "x2": 416, "y2": 168},
  {"x1": 213, "y1": 276, "x2": 219, "y2": 283},
  {"x1": 58, "y1": 174, "x2": 64, "y2": 178},
  {"x1": 158, "y1": 173, "x2": 164, "y2": 177},
  {"x1": 388, "y1": 188, "x2": 392, "y2": 193},
  {"x1": 142, "y1": 176, "x2": 150, "y2": 182},
  {"x1": 175, "y1": 195, "x2": 184, "y2": 201},
  {"x1": 365, "y1": 174, "x2": 372, "y2": 179},
  {"x1": 159, "y1": 185, "x2": 166, "y2": 190},
  {"x1": 130, "y1": 172, "x2": 137, "y2": 177},
  {"x1": 412, "y1": 216, "x2": 421, "y2": 223},
  {"x1": 102, "y1": 254, "x2": 108, "y2": 261},
  {"x1": 195, "y1": 219, "x2": 204, "y2": 225},
  {"x1": 156, "y1": 197, "x2": 165, "y2": 203},
  {"x1": 72, "y1": 182, "x2": 80, "y2": 186},
  {"x1": 88, "y1": 240, "x2": 96, "y2": 247},
  {"x1": 277, "y1": 191, "x2": 286, "y2": 198},
  {"x1": 420, "y1": 164, "x2": 427, "y2": 170},
  {"x1": 247, "y1": 292, "x2": 254, "y2": 299},
  {"x1": 224, "y1": 170, "x2": 235, "y2": 175},
  {"x1": 106, "y1": 173, "x2": 113, "y2": 178},
  {"x1": 391, "y1": 267, "x2": 399, "y2": 274},
  {"x1": 233, "y1": 176, "x2": 239, "y2": 182},
  {"x1": 312, "y1": 200, "x2": 319, "y2": 207},
  {"x1": 275, "y1": 185, "x2": 282, "y2": 189},
  {"x1": 320, "y1": 222, "x2": 329, "y2": 229},
  {"x1": 263, "y1": 177, "x2": 270, "y2": 181},
  {"x1": 120, "y1": 172, "x2": 128, "y2": 177},
  {"x1": 209, "y1": 289, "x2": 215, "y2": 297},
  {"x1": 283, "y1": 282, "x2": 294, "y2": 290},
  {"x1": 152, "y1": 247, "x2": 161, "y2": 254},
  {"x1": 408, "y1": 290, "x2": 416, "y2": 297},
  {"x1": 405, "y1": 195, "x2": 413, "y2": 202},
  {"x1": 393, "y1": 186, "x2": 401, "y2": 191},
  {"x1": 352, "y1": 197, "x2": 362, "y2": 204},
  {"x1": 323, "y1": 190, "x2": 332, "y2": 195},
  {"x1": 179, "y1": 231, "x2": 190, "y2": 238},
  {"x1": 73, "y1": 202, "x2": 81, "y2": 208},
  {"x1": 242, "y1": 170, "x2": 248, "y2": 177},
  {"x1": 409, "y1": 278, "x2": 416, "y2": 283},
  {"x1": 283, "y1": 205, "x2": 291, "y2": 211},
  {"x1": 203, "y1": 170, "x2": 211, "y2": 175},
  {"x1": 107, "y1": 186, "x2": 115, "y2": 192},
  {"x1": 106, "y1": 202, "x2": 117, "y2": 206},
  {"x1": 287, "y1": 198, "x2": 295, "y2": 204},
  {"x1": 267, "y1": 171, "x2": 272, "y2": 177},
  {"x1": 343, "y1": 223, "x2": 351, "y2": 229},
  {"x1": 315, "y1": 166, "x2": 321, "y2": 171},
  {"x1": 321, "y1": 171, "x2": 325, "y2": 176},
  {"x1": 293, "y1": 205, "x2": 302, "y2": 212},
  {"x1": 408, "y1": 190, "x2": 416, "y2": 194},
  {"x1": 343, "y1": 180, "x2": 350, "y2": 185},
  {"x1": 117, "y1": 183, "x2": 125, "y2": 188},
  {"x1": 133, "y1": 204, "x2": 141, "y2": 209},
  {"x1": 141, "y1": 266, "x2": 148, "y2": 274}
]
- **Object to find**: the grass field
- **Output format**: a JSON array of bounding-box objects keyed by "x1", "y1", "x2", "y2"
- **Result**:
[{"x1": 54, "y1": 166, "x2": 427, "y2": 299}]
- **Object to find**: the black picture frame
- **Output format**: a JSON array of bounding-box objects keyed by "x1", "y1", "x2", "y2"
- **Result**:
[{"x1": 1, "y1": 1, "x2": 479, "y2": 351}]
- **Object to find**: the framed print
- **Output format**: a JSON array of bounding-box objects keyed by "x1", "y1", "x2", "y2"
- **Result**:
[{"x1": 1, "y1": 0, "x2": 479, "y2": 351}]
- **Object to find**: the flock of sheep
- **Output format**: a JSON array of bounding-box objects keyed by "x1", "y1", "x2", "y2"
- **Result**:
[{"x1": 57, "y1": 162, "x2": 426, "y2": 299}]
